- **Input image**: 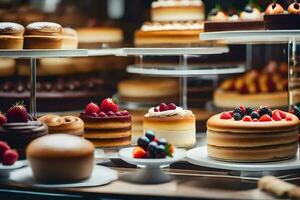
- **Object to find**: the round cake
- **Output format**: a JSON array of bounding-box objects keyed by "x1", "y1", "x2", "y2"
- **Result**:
[
  {"x1": 39, "y1": 114, "x2": 84, "y2": 137},
  {"x1": 0, "y1": 22, "x2": 24, "y2": 49},
  {"x1": 151, "y1": 0, "x2": 205, "y2": 22},
  {"x1": 143, "y1": 103, "x2": 196, "y2": 147},
  {"x1": 26, "y1": 134, "x2": 94, "y2": 183},
  {"x1": 207, "y1": 106, "x2": 299, "y2": 162},
  {"x1": 80, "y1": 99, "x2": 132, "y2": 148}
]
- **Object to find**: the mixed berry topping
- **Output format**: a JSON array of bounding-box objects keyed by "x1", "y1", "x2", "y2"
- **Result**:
[
  {"x1": 83, "y1": 98, "x2": 130, "y2": 118},
  {"x1": 133, "y1": 131, "x2": 174, "y2": 159},
  {"x1": 154, "y1": 103, "x2": 178, "y2": 112},
  {"x1": 220, "y1": 106, "x2": 293, "y2": 122},
  {"x1": 0, "y1": 141, "x2": 19, "y2": 166}
]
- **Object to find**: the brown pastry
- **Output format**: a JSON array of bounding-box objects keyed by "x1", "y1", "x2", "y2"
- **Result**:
[
  {"x1": 288, "y1": 2, "x2": 300, "y2": 14},
  {"x1": 24, "y1": 22, "x2": 62, "y2": 49},
  {"x1": 265, "y1": 3, "x2": 285, "y2": 15},
  {"x1": 26, "y1": 134, "x2": 94, "y2": 183},
  {"x1": 0, "y1": 22, "x2": 24, "y2": 49}
]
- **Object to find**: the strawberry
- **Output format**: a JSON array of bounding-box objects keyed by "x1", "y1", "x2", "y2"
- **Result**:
[
  {"x1": 133, "y1": 147, "x2": 146, "y2": 158},
  {"x1": 99, "y1": 98, "x2": 119, "y2": 113},
  {"x1": 272, "y1": 110, "x2": 282, "y2": 121},
  {"x1": 242, "y1": 116, "x2": 252, "y2": 122},
  {"x1": 0, "y1": 141, "x2": 10, "y2": 161},
  {"x1": 220, "y1": 112, "x2": 232, "y2": 120},
  {"x1": 0, "y1": 113, "x2": 7, "y2": 126},
  {"x1": 279, "y1": 110, "x2": 287, "y2": 119},
  {"x1": 6, "y1": 103, "x2": 28, "y2": 123},
  {"x1": 259, "y1": 114, "x2": 272, "y2": 122},
  {"x1": 2, "y1": 149, "x2": 18, "y2": 166},
  {"x1": 286, "y1": 115, "x2": 293, "y2": 121},
  {"x1": 84, "y1": 102, "x2": 100, "y2": 115}
]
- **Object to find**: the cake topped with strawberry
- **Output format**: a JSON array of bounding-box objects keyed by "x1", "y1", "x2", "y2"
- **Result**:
[
  {"x1": 0, "y1": 102, "x2": 48, "y2": 158},
  {"x1": 80, "y1": 98, "x2": 132, "y2": 148},
  {"x1": 207, "y1": 105, "x2": 299, "y2": 162}
]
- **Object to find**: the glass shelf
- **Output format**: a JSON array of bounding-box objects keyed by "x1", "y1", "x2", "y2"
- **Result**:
[{"x1": 201, "y1": 30, "x2": 300, "y2": 44}]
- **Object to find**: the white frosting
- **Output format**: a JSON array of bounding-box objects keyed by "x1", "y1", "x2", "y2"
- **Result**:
[
  {"x1": 152, "y1": 0, "x2": 203, "y2": 8},
  {"x1": 145, "y1": 106, "x2": 193, "y2": 117},
  {"x1": 141, "y1": 21, "x2": 203, "y2": 32},
  {"x1": 240, "y1": 9, "x2": 263, "y2": 21},
  {"x1": 228, "y1": 14, "x2": 239, "y2": 21}
]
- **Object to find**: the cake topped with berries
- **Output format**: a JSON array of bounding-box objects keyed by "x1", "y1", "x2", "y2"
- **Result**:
[
  {"x1": 207, "y1": 106, "x2": 299, "y2": 162},
  {"x1": 80, "y1": 98, "x2": 132, "y2": 148},
  {"x1": 0, "y1": 103, "x2": 48, "y2": 158},
  {"x1": 214, "y1": 62, "x2": 288, "y2": 109},
  {"x1": 143, "y1": 103, "x2": 196, "y2": 148}
]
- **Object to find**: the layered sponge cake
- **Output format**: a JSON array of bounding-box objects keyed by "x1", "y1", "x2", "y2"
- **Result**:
[
  {"x1": 143, "y1": 103, "x2": 196, "y2": 147},
  {"x1": 80, "y1": 98, "x2": 131, "y2": 148},
  {"x1": 207, "y1": 106, "x2": 299, "y2": 162}
]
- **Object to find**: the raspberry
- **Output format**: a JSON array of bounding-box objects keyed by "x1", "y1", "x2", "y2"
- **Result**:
[
  {"x1": 243, "y1": 116, "x2": 252, "y2": 122},
  {"x1": 258, "y1": 107, "x2": 272, "y2": 117},
  {"x1": 84, "y1": 102, "x2": 100, "y2": 115},
  {"x1": 233, "y1": 107, "x2": 244, "y2": 117},
  {"x1": 250, "y1": 111, "x2": 260, "y2": 120},
  {"x1": 259, "y1": 114, "x2": 272, "y2": 122},
  {"x1": 220, "y1": 112, "x2": 232, "y2": 120},
  {"x1": 121, "y1": 110, "x2": 130, "y2": 116},
  {"x1": 115, "y1": 112, "x2": 122, "y2": 116},
  {"x1": 168, "y1": 103, "x2": 177, "y2": 110},
  {"x1": 98, "y1": 112, "x2": 106, "y2": 117},
  {"x1": 159, "y1": 103, "x2": 169, "y2": 112},
  {"x1": 99, "y1": 98, "x2": 119, "y2": 113},
  {"x1": 233, "y1": 113, "x2": 242, "y2": 121},
  {"x1": 2, "y1": 149, "x2": 18, "y2": 166},
  {"x1": 245, "y1": 107, "x2": 254, "y2": 116},
  {"x1": 0, "y1": 141, "x2": 10, "y2": 161},
  {"x1": 107, "y1": 111, "x2": 115, "y2": 116}
]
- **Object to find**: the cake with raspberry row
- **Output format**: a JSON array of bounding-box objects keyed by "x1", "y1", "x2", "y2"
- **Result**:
[
  {"x1": 207, "y1": 106, "x2": 299, "y2": 162},
  {"x1": 143, "y1": 103, "x2": 196, "y2": 148},
  {"x1": 80, "y1": 98, "x2": 131, "y2": 148}
]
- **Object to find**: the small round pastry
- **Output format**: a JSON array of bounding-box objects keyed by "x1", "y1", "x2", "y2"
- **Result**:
[
  {"x1": 288, "y1": 2, "x2": 300, "y2": 14},
  {"x1": 24, "y1": 22, "x2": 63, "y2": 49},
  {"x1": 61, "y1": 27, "x2": 78, "y2": 49},
  {"x1": 26, "y1": 134, "x2": 94, "y2": 183},
  {"x1": 0, "y1": 22, "x2": 24, "y2": 49},
  {"x1": 208, "y1": 8, "x2": 227, "y2": 21},
  {"x1": 39, "y1": 114, "x2": 84, "y2": 137},
  {"x1": 207, "y1": 107, "x2": 299, "y2": 162},
  {"x1": 265, "y1": 2, "x2": 285, "y2": 15},
  {"x1": 240, "y1": 5, "x2": 262, "y2": 21}
]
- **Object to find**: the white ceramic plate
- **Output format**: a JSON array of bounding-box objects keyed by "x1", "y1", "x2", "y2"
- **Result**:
[
  {"x1": 0, "y1": 161, "x2": 27, "y2": 178},
  {"x1": 119, "y1": 147, "x2": 186, "y2": 167},
  {"x1": 186, "y1": 146, "x2": 300, "y2": 172},
  {"x1": 10, "y1": 165, "x2": 118, "y2": 188}
]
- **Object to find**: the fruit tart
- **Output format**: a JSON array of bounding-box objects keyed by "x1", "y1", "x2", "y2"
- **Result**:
[
  {"x1": 80, "y1": 98, "x2": 132, "y2": 148},
  {"x1": 207, "y1": 106, "x2": 299, "y2": 162}
]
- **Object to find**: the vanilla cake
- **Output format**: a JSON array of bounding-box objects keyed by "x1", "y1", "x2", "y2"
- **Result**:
[
  {"x1": 207, "y1": 107, "x2": 299, "y2": 162},
  {"x1": 143, "y1": 103, "x2": 196, "y2": 147},
  {"x1": 151, "y1": 0, "x2": 205, "y2": 22}
]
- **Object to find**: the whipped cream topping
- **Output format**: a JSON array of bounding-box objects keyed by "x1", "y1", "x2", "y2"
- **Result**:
[
  {"x1": 228, "y1": 14, "x2": 239, "y2": 21},
  {"x1": 141, "y1": 21, "x2": 203, "y2": 32},
  {"x1": 240, "y1": 10, "x2": 263, "y2": 21},
  {"x1": 152, "y1": 0, "x2": 203, "y2": 8},
  {"x1": 145, "y1": 106, "x2": 193, "y2": 118}
]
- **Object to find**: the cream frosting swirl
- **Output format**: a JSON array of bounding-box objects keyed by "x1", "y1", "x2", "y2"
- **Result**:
[
  {"x1": 145, "y1": 106, "x2": 193, "y2": 118},
  {"x1": 152, "y1": 0, "x2": 203, "y2": 8}
]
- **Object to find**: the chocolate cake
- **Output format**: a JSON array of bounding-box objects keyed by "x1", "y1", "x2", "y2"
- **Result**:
[
  {"x1": 264, "y1": 14, "x2": 300, "y2": 30},
  {"x1": 204, "y1": 20, "x2": 264, "y2": 32}
]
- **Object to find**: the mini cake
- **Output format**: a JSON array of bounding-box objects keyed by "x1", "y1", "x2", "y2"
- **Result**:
[
  {"x1": 0, "y1": 103, "x2": 48, "y2": 158},
  {"x1": 80, "y1": 98, "x2": 132, "y2": 148},
  {"x1": 207, "y1": 8, "x2": 228, "y2": 21},
  {"x1": 39, "y1": 114, "x2": 84, "y2": 137},
  {"x1": 0, "y1": 22, "x2": 24, "y2": 49},
  {"x1": 24, "y1": 22, "x2": 63, "y2": 49},
  {"x1": 240, "y1": 5, "x2": 262, "y2": 21},
  {"x1": 26, "y1": 134, "x2": 94, "y2": 183},
  {"x1": 214, "y1": 63, "x2": 288, "y2": 109},
  {"x1": 61, "y1": 27, "x2": 78, "y2": 49},
  {"x1": 143, "y1": 103, "x2": 196, "y2": 147},
  {"x1": 151, "y1": 0, "x2": 205, "y2": 22},
  {"x1": 118, "y1": 78, "x2": 179, "y2": 103},
  {"x1": 207, "y1": 106, "x2": 299, "y2": 162}
]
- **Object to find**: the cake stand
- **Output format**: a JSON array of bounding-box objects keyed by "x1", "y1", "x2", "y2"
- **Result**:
[
  {"x1": 119, "y1": 147, "x2": 185, "y2": 184},
  {"x1": 0, "y1": 161, "x2": 27, "y2": 180},
  {"x1": 186, "y1": 146, "x2": 300, "y2": 177}
]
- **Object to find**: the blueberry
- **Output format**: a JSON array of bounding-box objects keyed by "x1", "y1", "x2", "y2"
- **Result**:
[
  {"x1": 258, "y1": 107, "x2": 272, "y2": 117},
  {"x1": 250, "y1": 111, "x2": 260, "y2": 120},
  {"x1": 155, "y1": 145, "x2": 167, "y2": 158},
  {"x1": 157, "y1": 138, "x2": 167, "y2": 146},
  {"x1": 148, "y1": 141, "x2": 158, "y2": 154},
  {"x1": 233, "y1": 107, "x2": 244, "y2": 117},
  {"x1": 233, "y1": 113, "x2": 242, "y2": 121},
  {"x1": 245, "y1": 107, "x2": 254, "y2": 116},
  {"x1": 145, "y1": 130, "x2": 155, "y2": 141},
  {"x1": 137, "y1": 136, "x2": 150, "y2": 150}
]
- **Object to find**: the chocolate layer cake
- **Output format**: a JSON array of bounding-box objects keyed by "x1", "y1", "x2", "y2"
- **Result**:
[
  {"x1": 264, "y1": 14, "x2": 300, "y2": 30},
  {"x1": 204, "y1": 20, "x2": 264, "y2": 32}
]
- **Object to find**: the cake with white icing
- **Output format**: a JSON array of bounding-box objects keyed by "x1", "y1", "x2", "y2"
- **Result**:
[{"x1": 143, "y1": 103, "x2": 196, "y2": 147}]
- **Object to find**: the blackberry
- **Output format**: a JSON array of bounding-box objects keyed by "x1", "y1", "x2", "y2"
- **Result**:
[
  {"x1": 148, "y1": 141, "x2": 158, "y2": 157},
  {"x1": 137, "y1": 136, "x2": 150, "y2": 150},
  {"x1": 157, "y1": 138, "x2": 167, "y2": 146},
  {"x1": 258, "y1": 107, "x2": 272, "y2": 117},
  {"x1": 233, "y1": 107, "x2": 244, "y2": 117},
  {"x1": 155, "y1": 145, "x2": 167, "y2": 158},
  {"x1": 250, "y1": 111, "x2": 260, "y2": 120},
  {"x1": 233, "y1": 113, "x2": 242, "y2": 121},
  {"x1": 245, "y1": 107, "x2": 254, "y2": 116},
  {"x1": 145, "y1": 131, "x2": 155, "y2": 141}
]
